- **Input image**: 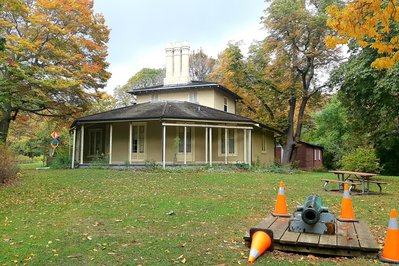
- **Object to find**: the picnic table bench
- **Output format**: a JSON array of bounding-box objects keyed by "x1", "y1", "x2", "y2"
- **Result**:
[
  {"x1": 320, "y1": 178, "x2": 361, "y2": 192},
  {"x1": 346, "y1": 178, "x2": 387, "y2": 193},
  {"x1": 324, "y1": 170, "x2": 386, "y2": 195}
]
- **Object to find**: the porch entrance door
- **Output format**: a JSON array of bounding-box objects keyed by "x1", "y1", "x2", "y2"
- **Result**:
[
  {"x1": 177, "y1": 127, "x2": 195, "y2": 163},
  {"x1": 131, "y1": 124, "x2": 146, "y2": 161},
  {"x1": 88, "y1": 128, "x2": 103, "y2": 158}
]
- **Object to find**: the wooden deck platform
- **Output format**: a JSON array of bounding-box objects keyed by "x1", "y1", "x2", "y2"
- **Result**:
[{"x1": 244, "y1": 215, "x2": 379, "y2": 257}]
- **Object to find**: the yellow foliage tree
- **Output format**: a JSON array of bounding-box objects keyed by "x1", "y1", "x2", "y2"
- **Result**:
[{"x1": 326, "y1": 0, "x2": 399, "y2": 69}]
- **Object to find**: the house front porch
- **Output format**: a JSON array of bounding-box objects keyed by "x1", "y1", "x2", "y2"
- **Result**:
[{"x1": 70, "y1": 119, "x2": 274, "y2": 168}]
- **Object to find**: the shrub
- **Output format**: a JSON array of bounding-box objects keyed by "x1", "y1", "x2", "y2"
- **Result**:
[
  {"x1": 0, "y1": 144, "x2": 19, "y2": 183},
  {"x1": 339, "y1": 146, "x2": 382, "y2": 173},
  {"x1": 145, "y1": 160, "x2": 160, "y2": 170},
  {"x1": 50, "y1": 147, "x2": 72, "y2": 169},
  {"x1": 89, "y1": 153, "x2": 109, "y2": 169}
]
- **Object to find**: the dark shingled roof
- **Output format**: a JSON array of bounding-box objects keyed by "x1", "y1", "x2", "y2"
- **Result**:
[
  {"x1": 71, "y1": 101, "x2": 253, "y2": 127},
  {"x1": 128, "y1": 81, "x2": 242, "y2": 100}
]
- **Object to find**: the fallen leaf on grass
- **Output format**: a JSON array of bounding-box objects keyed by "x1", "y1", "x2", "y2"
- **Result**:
[{"x1": 67, "y1": 254, "x2": 82, "y2": 259}]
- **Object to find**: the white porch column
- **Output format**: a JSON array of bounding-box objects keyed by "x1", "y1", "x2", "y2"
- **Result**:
[
  {"x1": 80, "y1": 124, "x2": 84, "y2": 164},
  {"x1": 209, "y1": 128, "x2": 212, "y2": 166},
  {"x1": 71, "y1": 127, "x2": 76, "y2": 169},
  {"x1": 248, "y1": 129, "x2": 252, "y2": 166},
  {"x1": 162, "y1": 125, "x2": 166, "y2": 169},
  {"x1": 224, "y1": 128, "x2": 228, "y2": 164},
  {"x1": 244, "y1": 129, "x2": 247, "y2": 164},
  {"x1": 129, "y1": 122, "x2": 132, "y2": 164},
  {"x1": 109, "y1": 124, "x2": 113, "y2": 164},
  {"x1": 205, "y1": 127, "x2": 208, "y2": 164},
  {"x1": 184, "y1": 126, "x2": 187, "y2": 165}
]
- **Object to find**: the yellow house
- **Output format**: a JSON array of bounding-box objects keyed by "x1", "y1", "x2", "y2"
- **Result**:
[{"x1": 70, "y1": 42, "x2": 278, "y2": 168}]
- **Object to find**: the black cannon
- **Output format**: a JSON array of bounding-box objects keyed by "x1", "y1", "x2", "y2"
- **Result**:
[{"x1": 289, "y1": 195, "x2": 336, "y2": 235}]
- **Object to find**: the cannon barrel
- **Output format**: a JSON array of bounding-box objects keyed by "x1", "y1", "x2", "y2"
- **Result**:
[{"x1": 301, "y1": 195, "x2": 324, "y2": 225}]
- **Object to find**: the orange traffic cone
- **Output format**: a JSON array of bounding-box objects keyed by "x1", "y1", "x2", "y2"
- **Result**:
[
  {"x1": 337, "y1": 183, "x2": 358, "y2": 222},
  {"x1": 380, "y1": 209, "x2": 399, "y2": 263},
  {"x1": 272, "y1": 181, "x2": 290, "y2": 217},
  {"x1": 248, "y1": 229, "x2": 273, "y2": 264}
]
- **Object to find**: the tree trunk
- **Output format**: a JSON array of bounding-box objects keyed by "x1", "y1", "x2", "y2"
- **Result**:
[
  {"x1": 282, "y1": 96, "x2": 296, "y2": 165},
  {"x1": 0, "y1": 110, "x2": 11, "y2": 144},
  {"x1": 294, "y1": 96, "x2": 309, "y2": 141}
]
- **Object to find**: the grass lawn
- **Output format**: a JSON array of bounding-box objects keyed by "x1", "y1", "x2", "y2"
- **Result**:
[{"x1": 0, "y1": 166, "x2": 397, "y2": 265}]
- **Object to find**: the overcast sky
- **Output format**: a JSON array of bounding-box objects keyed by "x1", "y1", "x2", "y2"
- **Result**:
[{"x1": 93, "y1": 0, "x2": 268, "y2": 94}]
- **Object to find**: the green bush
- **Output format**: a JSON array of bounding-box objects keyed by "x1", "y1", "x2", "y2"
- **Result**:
[
  {"x1": 16, "y1": 155, "x2": 43, "y2": 164},
  {"x1": 0, "y1": 144, "x2": 19, "y2": 183},
  {"x1": 50, "y1": 147, "x2": 72, "y2": 169},
  {"x1": 339, "y1": 146, "x2": 382, "y2": 173},
  {"x1": 89, "y1": 154, "x2": 109, "y2": 169},
  {"x1": 144, "y1": 160, "x2": 160, "y2": 170}
]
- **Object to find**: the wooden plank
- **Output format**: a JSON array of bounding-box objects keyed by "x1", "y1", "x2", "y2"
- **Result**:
[
  {"x1": 279, "y1": 230, "x2": 300, "y2": 244},
  {"x1": 243, "y1": 216, "x2": 277, "y2": 248},
  {"x1": 297, "y1": 233, "x2": 320, "y2": 246},
  {"x1": 336, "y1": 221, "x2": 360, "y2": 249},
  {"x1": 354, "y1": 220, "x2": 379, "y2": 251},
  {"x1": 319, "y1": 234, "x2": 337, "y2": 248},
  {"x1": 268, "y1": 217, "x2": 290, "y2": 241},
  {"x1": 273, "y1": 242, "x2": 363, "y2": 257},
  {"x1": 255, "y1": 216, "x2": 277, "y2": 229}
]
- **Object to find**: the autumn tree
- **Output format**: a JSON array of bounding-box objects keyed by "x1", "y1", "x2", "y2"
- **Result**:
[
  {"x1": 189, "y1": 48, "x2": 215, "y2": 81},
  {"x1": 258, "y1": 0, "x2": 341, "y2": 164},
  {"x1": 114, "y1": 68, "x2": 164, "y2": 107},
  {"x1": 211, "y1": 0, "x2": 339, "y2": 164},
  {"x1": 326, "y1": 0, "x2": 399, "y2": 69},
  {"x1": 331, "y1": 45, "x2": 399, "y2": 174},
  {"x1": 0, "y1": 0, "x2": 111, "y2": 143}
]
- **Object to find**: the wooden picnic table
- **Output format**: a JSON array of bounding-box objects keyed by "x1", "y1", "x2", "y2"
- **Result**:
[{"x1": 329, "y1": 170, "x2": 381, "y2": 194}]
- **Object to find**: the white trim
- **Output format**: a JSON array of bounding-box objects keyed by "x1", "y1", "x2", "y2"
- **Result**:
[
  {"x1": 71, "y1": 127, "x2": 76, "y2": 168},
  {"x1": 130, "y1": 122, "x2": 147, "y2": 161},
  {"x1": 162, "y1": 122, "x2": 252, "y2": 130},
  {"x1": 184, "y1": 126, "x2": 187, "y2": 165},
  {"x1": 209, "y1": 128, "x2": 213, "y2": 166},
  {"x1": 77, "y1": 118, "x2": 254, "y2": 126},
  {"x1": 162, "y1": 126, "x2": 166, "y2": 169},
  {"x1": 129, "y1": 122, "x2": 132, "y2": 164},
  {"x1": 248, "y1": 129, "x2": 252, "y2": 166},
  {"x1": 162, "y1": 120, "x2": 254, "y2": 127},
  {"x1": 224, "y1": 127, "x2": 228, "y2": 164},
  {"x1": 80, "y1": 125, "x2": 84, "y2": 164},
  {"x1": 205, "y1": 127, "x2": 208, "y2": 164},
  {"x1": 109, "y1": 124, "x2": 113, "y2": 164},
  {"x1": 244, "y1": 129, "x2": 247, "y2": 164},
  {"x1": 218, "y1": 128, "x2": 238, "y2": 157},
  {"x1": 176, "y1": 127, "x2": 195, "y2": 162}
]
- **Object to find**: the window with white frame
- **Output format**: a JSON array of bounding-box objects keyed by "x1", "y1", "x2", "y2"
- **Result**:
[
  {"x1": 220, "y1": 128, "x2": 236, "y2": 155},
  {"x1": 261, "y1": 134, "x2": 267, "y2": 153},
  {"x1": 132, "y1": 125, "x2": 145, "y2": 154},
  {"x1": 178, "y1": 127, "x2": 192, "y2": 153},
  {"x1": 318, "y1": 149, "x2": 321, "y2": 161},
  {"x1": 188, "y1": 91, "x2": 197, "y2": 103},
  {"x1": 88, "y1": 129, "x2": 103, "y2": 156},
  {"x1": 223, "y1": 97, "x2": 228, "y2": 112},
  {"x1": 314, "y1": 149, "x2": 317, "y2": 161}
]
